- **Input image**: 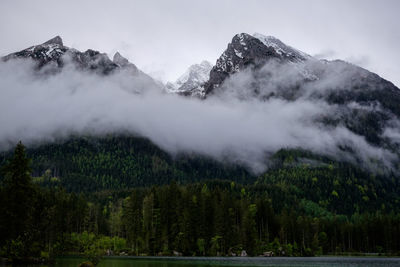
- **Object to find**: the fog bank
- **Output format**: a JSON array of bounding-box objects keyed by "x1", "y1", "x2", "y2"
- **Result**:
[{"x1": 0, "y1": 59, "x2": 397, "y2": 173}]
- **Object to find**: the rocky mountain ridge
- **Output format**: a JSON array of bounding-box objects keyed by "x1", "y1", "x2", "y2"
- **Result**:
[
  {"x1": 2, "y1": 36, "x2": 157, "y2": 83},
  {"x1": 2, "y1": 33, "x2": 400, "y2": 171},
  {"x1": 166, "y1": 60, "x2": 212, "y2": 97}
]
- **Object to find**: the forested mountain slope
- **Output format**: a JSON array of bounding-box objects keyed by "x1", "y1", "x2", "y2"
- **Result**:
[
  {"x1": 1, "y1": 136, "x2": 254, "y2": 192},
  {"x1": 1, "y1": 137, "x2": 399, "y2": 219}
]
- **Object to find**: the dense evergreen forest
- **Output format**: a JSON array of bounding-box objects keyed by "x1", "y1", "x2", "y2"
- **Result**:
[
  {"x1": 0, "y1": 139, "x2": 400, "y2": 263},
  {"x1": 0, "y1": 136, "x2": 254, "y2": 191}
]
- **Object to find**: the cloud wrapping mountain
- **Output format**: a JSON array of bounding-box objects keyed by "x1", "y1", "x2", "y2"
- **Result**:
[{"x1": 1, "y1": 35, "x2": 399, "y2": 173}]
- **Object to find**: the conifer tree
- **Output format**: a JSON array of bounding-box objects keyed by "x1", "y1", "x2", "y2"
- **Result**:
[{"x1": 1, "y1": 141, "x2": 35, "y2": 241}]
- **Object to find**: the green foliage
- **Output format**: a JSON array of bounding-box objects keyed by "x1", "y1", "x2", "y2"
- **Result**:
[
  {"x1": 257, "y1": 149, "x2": 400, "y2": 215},
  {"x1": 196, "y1": 238, "x2": 205, "y2": 256},
  {"x1": 83, "y1": 243, "x2": 102, "y2": 266},
  {"x1": 1, "y1": 143, "x2": 400, "y2": 260},
  {"x1": 0, "y1": 136, "x2": 254, "y2": 192},
  {"x1": 0, "y1": 142, "x2": 37, "y2": 258},
  {"x1": 119, "y1": 182, "x2": 400, "y2": 256}
]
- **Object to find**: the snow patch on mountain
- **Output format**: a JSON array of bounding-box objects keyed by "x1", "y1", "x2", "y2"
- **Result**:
[
  {"x1": 253, "y1": 33, "x2": 311, "y2": 61},
  {"x1": 167, "y1": 61, "x2": 212, "y2": 97}
]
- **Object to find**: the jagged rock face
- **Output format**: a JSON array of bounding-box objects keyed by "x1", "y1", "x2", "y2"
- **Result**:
[
  {"x1": 316, "y1": 60, "x2": 400, "y2": 146},
  {"x1": 205, "y1": 33, "x2": 400, "y2": 109},
  {"x1": 113, "y1": 52, "x2": 139, "y2": 74},
  {"x1": 252, "y1": 33, "x2": 310, "y2": 61},
  {"x1": 113, "y1": 52, "x2": 130, "y2": 66},
  {"x1": 111, "y1": 52, "x2": 163, "y2": 91},
  {"x1": 2, "y1": 36, "x2": 164, "y2": 94},
  {"x1": 202, "y1": 33, "x2": 400, "y2": 150},
  {"x1": 3, "y1": 36, "x2": 119, "y2": 75},
  {"x1": 204, "y1": 33, "x2": 305, "y2": 94},
  {"x1": 3, "y1": 36, "x2": 68, "y2": 69},
  {"x1": 167, "y1": 61, "x2": 212, "y2": 97},
  {"x1": 68, "y1": 49, "x2": 118, "y2": 74},
  {"x1": 3, "y1": 34, "x2": 400, "y2": 150},
  {"x1": 42, "y1": 36, "x2": 63, "y2": 46}
]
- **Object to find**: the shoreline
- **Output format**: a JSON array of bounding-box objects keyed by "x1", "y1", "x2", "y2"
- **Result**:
[
  {"x1": 62, "y1": 255, "x2": 400, "y2": 260},
  {"x1": 4, "y1": 255, "x2": 400, "y2": 266}
]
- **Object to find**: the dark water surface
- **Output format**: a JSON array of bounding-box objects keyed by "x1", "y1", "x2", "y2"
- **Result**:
[{"x1": 24, "y1": 256, "x2": 400, "y2": 267}]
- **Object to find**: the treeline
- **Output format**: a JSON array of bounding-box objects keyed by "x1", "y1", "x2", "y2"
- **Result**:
[
  {"x1": 1, "y1": 142, "x2": 400, "y2": 261},
  {"x1": 0, "y1": 136, "x2": 253, "y2": 192},
  {"x1": 118, "y1": 181, "x2": 400, "y2": 256},
  {"x1": 0, "y1": 142, "x2": 125, "y2": 260}
]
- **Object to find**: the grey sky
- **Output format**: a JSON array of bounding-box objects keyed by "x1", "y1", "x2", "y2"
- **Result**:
[{"x1": 0, "y1": 0, "x2": 399, "y2": 86}]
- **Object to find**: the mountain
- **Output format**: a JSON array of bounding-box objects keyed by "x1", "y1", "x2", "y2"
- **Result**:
[
  {"x1": 204, "y1": 32, "x2": 303, "y2": 94},
  {"x1": 2, "y1": 34, "x2": 400, "y2": 259},
  {"x1": 202, "y1": 33, "x2": 400, "y2": 159},
  {"x1": 2, "y1": 36, "x2": 160, "y2": 89},
  {"x1": 166, "y1": 60, "x2": 212, "y2": 97},
  {"x1": 1, "y1": 33, "x2": 400, "y2": 179},
  {"x1": 5, "y1": 135, "x2": 252, "y2": 192},
  {"x1": 205, "y1": 33, "x2": 398, "y2": 101},
  {"x1": 112, "y1": 51, "x2": 139, "y2": 73},
  {"x1": 3, "y1": 36, "x2": 117, "y2": 74}
]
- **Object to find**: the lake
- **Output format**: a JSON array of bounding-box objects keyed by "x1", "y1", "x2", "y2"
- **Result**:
[{"x1": 30, "y1": 256, "x2": 400, "y2": 267}]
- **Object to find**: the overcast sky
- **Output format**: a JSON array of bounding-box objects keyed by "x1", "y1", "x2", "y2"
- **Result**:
[{"x1": 0, "y1": 0, "x2": 399, "y2": 86}]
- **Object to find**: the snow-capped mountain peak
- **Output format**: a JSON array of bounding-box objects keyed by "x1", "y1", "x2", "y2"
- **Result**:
[
  {"x1": 204, "y1": 32, "x2": 315, "y2": 94},
  {"x1": 2, "y1": 37, "x2": 148, "y2": 77},
  {"x1": 166, "y1": 60, "x2": 212, "y2": 97},
  {"x1": 2, "y1": 36, "x2": 68, "y2": 68},
  {"x1": 42, "y1": 35, "x2": 64, "y2": 46},
  {"x1": 175, "y1": 60, "x2": 212, "y2": 86},
  {"x1": 252, "y1": 33, "x2": 311, "y2": 60}
]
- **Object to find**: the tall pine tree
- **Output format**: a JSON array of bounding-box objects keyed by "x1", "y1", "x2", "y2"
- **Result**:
[{"x1": 1, "y1": 142, "x2": 35, "y2": 243}]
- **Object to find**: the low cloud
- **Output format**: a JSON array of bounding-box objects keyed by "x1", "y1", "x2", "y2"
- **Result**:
[{"x1": 0, "y1": 58, "x2": 397, "y2": 173}]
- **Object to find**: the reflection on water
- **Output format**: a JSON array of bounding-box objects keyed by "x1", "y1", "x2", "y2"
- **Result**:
[{"x1": 26, "y1": 256, "x2": 400, "y2": 267}]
